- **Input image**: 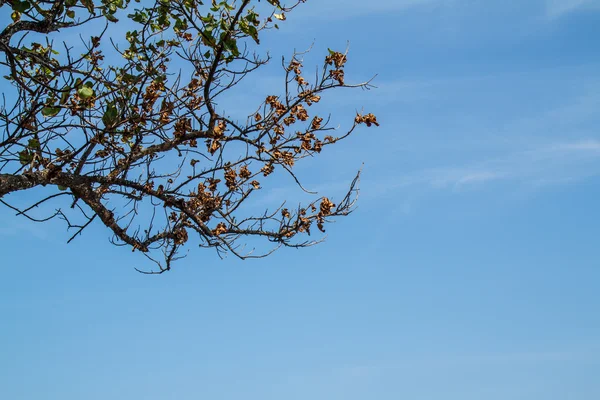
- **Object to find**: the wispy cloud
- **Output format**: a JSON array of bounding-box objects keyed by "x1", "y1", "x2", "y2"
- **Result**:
[
  {"x1": 366, "y1": 139, "x2": 600, "y2": 198},
  {"x1": 334, "y1": 348, "x2": 599, "y2": 376},
  {"x1": 549, "y1": 139, "x2": 600, "y2": 152},
  {"x1": 454, "y1": 139, "x2": 600, "y2": 187},
  {"x1": 545, "y1": 0, "x2": 600, "y2": 18},
  {"x1": 453, "y1": 171, "x2": 503, "y2": 187},
  {"x1": 293, "y1": 0, "x2": 442, "y2": 19}
]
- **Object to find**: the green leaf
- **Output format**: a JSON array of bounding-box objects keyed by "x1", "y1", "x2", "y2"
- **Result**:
[
  {"x1": 57, "y1": 185, "x2": 68, "y2": 191},
  {"x1": 102, "y1": 103, "x2": 119, "y2": 127},
  {"x1": 28, "y1": 138, "x2": 41, "y2": 149},
  {"x1": 239, "y1": 19, "x2": 259, "y2": 44},
  {"x1": 81, "y1": 0, "x2": 95, "y2": 14},
  {"x1": 41, "y1": 106, "x2": 61, "y2": 117},
  {"x1": 247, "y1": 25, "x2": 259, "y2": 44},
  {"x1": 13, "y1": 1, "x2": 31, "y2": 13},
  {"x1": 201, "y1": 32, "x2": 216, "y2": 47},
  {"x1": 18, "y1": 150, "x2": 32, "y2": 165},
  {"x1": 77, "y1": 86, "x2": 94, "y2": 100},
  {"x1": 60, "y1": 86, "x2": 71, "y2": 105}
]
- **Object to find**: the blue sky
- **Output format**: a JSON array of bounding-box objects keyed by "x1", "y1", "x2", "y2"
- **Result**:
[{"x1": 2, "y1": 0, "x2": 600, "y2": 399}]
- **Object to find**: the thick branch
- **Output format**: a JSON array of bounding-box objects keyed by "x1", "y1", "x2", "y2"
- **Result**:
[{"x1": 0, "y1": 173, "x2": 42, "y2": 197}]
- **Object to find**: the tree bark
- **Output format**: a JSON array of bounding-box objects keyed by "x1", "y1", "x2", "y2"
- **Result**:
[{"x1": 0, "y1": 173, "x2": 43, "y2": 197}]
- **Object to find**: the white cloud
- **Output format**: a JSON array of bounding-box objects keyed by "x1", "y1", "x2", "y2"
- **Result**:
[
  {"x1": 293, "y1": 0, "x2": 442, "y2": 19},
  {"x1": 545, "y1": 0, "x2": 600, "y2": 18},
  {"x1": 548, "y1": 139, "x2": 600, "y2": 152},
  {"x1": 454, "y1": 171, "x2": 502, "y2": 187},
  {"x1": 468, "y1": 139, "x2": 600, "y2": 185},
  {"x1": 365, "y1": 138, "x2": 600, "y2": 198},
  {"x1": 354, "y1": 63, "x2": 600, "y2": 195},
  {"x1": 422, "y1": 168, "x2": 501, "y2": 189}
]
